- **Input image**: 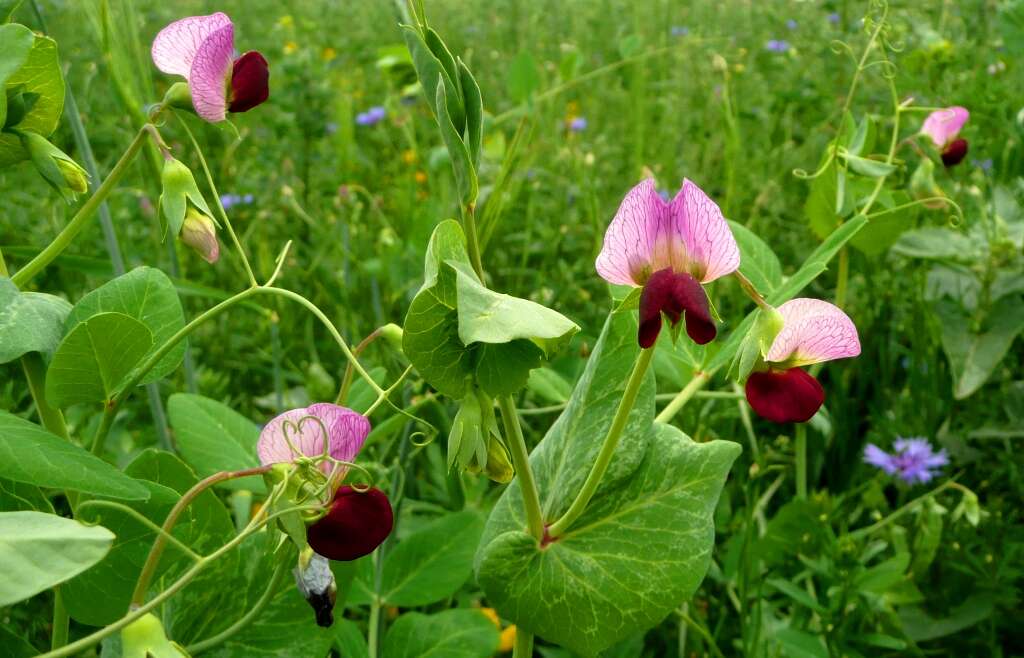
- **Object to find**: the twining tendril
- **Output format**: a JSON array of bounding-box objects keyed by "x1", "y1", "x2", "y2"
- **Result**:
[
  {"x1": 862, "y1": 58, "x2": 899, "y2": 79},
  {"x1": 829, "y1": 39, "x2": 857, "y2": 63},
  {"x1": 410, "y1": 429, "x2": 434, "y2": 448},
  {"x1": 792, "y1": 147, "x2": 836, "y2": 180}
]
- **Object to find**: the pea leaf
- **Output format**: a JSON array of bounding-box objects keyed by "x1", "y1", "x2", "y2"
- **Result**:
[
  {"x1": 0, "y1": 411, "x2": 149, "y2": 499},
  {"x1": 383, "y1": 609, "x2": 499, "y2": 658},
  {"x1": 45, "y1": 311, "x2": 153, "y2": 407},
  {"x1": 65, "y1": 266, "x2": 187, "y2": 385},
  {"x1": 381, "y1": 509, "x2": 484, "y2": 606},
  {"x1": 167, "y1": 393, "x2": 265, "y2": 494},
  {"x1": 0, "y1": 511, "x2": 114, "y2": 606},
  {"x1": 475, "y1": 308, "x2": 740, "y2": 656},
  {"x1": 728, "y1": 220, "x2": 782, "y2": 295},
  {"x1": 0, "y1": 22, "x2": 34, "y2": 128},
  {"x1": 0, "y1": 30, "x2": 64, "y2": 167},
  {"x1": 936, "y1": 296, "x2": 1024, "y2": 399},
  {"x1": 0, "y1": 276, "x2": 71, "y2": 363}
]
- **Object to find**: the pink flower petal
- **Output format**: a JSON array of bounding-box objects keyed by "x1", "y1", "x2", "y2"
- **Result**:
[
  {"x1": 151, "y1": 13, "x2": 232, "y2": 78},
  {"x1": 595, "y1": 178, "x2": 666, "y2": 286},
  {"x1": 188, "y1": 23, "x2": 235, "y2": 122},
  {"x1": 766, "y1": 298, "x2": 861, "y2": 366},
  {"x1": 669, "y1": 179, "x2": 741, "y2": 283},
  {"x1": 257, "y1": 403, "x2": 370, "y2": 477},
  {"x1": 921, "y1": 106, "x2": 969, "y2": 148}
]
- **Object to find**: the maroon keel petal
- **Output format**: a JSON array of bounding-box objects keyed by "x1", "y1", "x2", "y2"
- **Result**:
[
  {"x1": 744, "y1": 367, "x2": 824, "y2": 423},
  {"x1": 228, "y1": 50, "x2": 269, "y2": 113},
  {"x1": 941, "y1": 138, "x2": 968, "y2": 167},
  {"x1": 638, "y1": 269, "x2": 716, "y2": 348},
  {"x1": 307, "y1": 486, "x2": 393, "y2": 561}
]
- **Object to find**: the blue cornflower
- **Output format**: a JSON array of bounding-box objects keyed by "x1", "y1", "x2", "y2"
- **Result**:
[
  {"x1": 569, "y1": 117, "x2": 588, "y2": 132},
  {"x1": 355, "y1": 106, "x2": 386, "y2": 126},
  {"x1": 765, "y1": 39, "x2": 790, "y2": 53},
  {"x1": 827, "y1": 13, "x2": 841, "y2": 24},
  {"x1": 220, "y1": 193, "x2": 254, "y2": 210},
  {"x1": 786, "y1": 19, "x2": 798, "y2": 30},
  {"x1": 864, "y1": 437, "x2": 948, "y2": 484}
]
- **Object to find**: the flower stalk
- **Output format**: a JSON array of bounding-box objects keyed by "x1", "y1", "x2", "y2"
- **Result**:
[{"x1": 498, "y1": 395, "x2": 545, "y2": 541}]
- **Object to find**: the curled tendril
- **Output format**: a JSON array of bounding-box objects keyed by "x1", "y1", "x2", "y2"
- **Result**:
[
  {"x1": 792, "y1": 149, "x2": 836, "y2": 181},
  {"x1": 859, "y1": 58, "x2": 899, "y2": 79},
  {"x1": 320, "y1": 457, "x2": 375, "y2": 493},
  {"x1": 883, "y1": 35, "x2": 906, "y2": 53},
  {"x1": 410, "y1": 429, "x2": 435, "y2": 448},
  {"x1": 829, "y1": 39, "x2": 857, "y2": 63}
]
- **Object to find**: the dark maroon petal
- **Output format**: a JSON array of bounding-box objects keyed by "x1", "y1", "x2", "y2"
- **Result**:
[
  {"x1": 228, "y1": 51, "x2": 269, "y2": 113},
  {"x1": 637, "y1": 268, "x2": 716, "y2": 348},
  {"x1": 744, "y1": 367, "x2": 824, "y2": 423},
  {"x1": 307, "y1": 486, "x2": 393, "y2": 561},
  {"x1": 941, "y1": 138, "x2": 968, "y2": 167}
]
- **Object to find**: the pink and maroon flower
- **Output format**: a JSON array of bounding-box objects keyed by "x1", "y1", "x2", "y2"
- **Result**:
[
  {"x1": 151, "y1": 13, "x2": 269, "y2": 123},
  {"x1": 596, "y1": 178, "x2": 740, "y2": 348},
  {"x1": 920, "y1": 106, "x2": 969, "y2": 167},
  {"x1": 745, "y1": 299, "x2": 860, "y2": 423}
]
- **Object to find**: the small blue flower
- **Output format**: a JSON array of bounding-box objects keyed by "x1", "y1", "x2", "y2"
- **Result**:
[
  {"x1": 671, "y1": 26, "x2": 689, "y2": 37},
  {"x1": 786, "y1": 19, "x2": 798, "y2": 30},
  {"x1": 972, "y1": 158, "x2": 993, "y2": 172},
  {"x1": 355, "y1": 106, "x2": 386, "y2": 126},
  {"x1": 864, "y1": 437, "x2": 948, "y2": 484},
  {"x1": 569, "y1": 117, "x2": 588, "y2": 132},
  {"x1": 827, "y1": 12, "x2": 841, "y2": 24},
  {"x1": 765, "y1": 39, "x2": 790, "y2": 53},
  {"x1": 220, "y1": 193, "x2": 254, "y2": 210}
]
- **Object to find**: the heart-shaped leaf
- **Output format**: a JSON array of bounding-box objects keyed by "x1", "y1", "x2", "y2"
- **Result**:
[
  {"x1": 0, "y1": 276, "x2": 71, "y2": 363},
  {"x1": 382, "y1": 609, "x2": 498, "y2": 658}
]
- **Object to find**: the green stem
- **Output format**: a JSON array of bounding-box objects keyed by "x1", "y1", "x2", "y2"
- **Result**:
[
  {"x1": 654, "y1": 370, "x2": 711, "y2": 424},
  {"x1": 187, "y1": 556, "x2": 288, "y2": 654},
  {"x1": 20, "y1": 352, "x2": 69, "y2": 440},
  {"x1": 462, "y1": 204, "x2": 485, "y2": 280},
  {"x1": 130, "y1": 466, "x2": 270, "y2": 609},
  {"x1": 498, "y1": 395, "x2": 544, "y2": 541},
  {"x1": 50, "y1": 588, "x2": 68, "y2": 651},
  {"x1": 795, "y1": 424, "x2": 807, "y2": 500},
  {"x1": 368, "y1": 594, "x2": 381, "y2": 658},
  {"x1": 834, "y1": 248, "x2": 849, "y2": 309},
  {"x1": 548, "y1": 347, "x2": 654, "y2": 538},
  {"x1": 513, "y1": 629, "x2": 534, "y2": 658},
  {"x1": 90, "y1": 404, "x2": 117, "y2": 455},
  {"x1": 173, "y1": 112, "x2": 258, "y2": 287},
  {"x1": 679, "y1": 609, "x2": 726, "y2": 658},
  {"x1": 11, "y1": 126, "x2": 149, "y2": 287}
]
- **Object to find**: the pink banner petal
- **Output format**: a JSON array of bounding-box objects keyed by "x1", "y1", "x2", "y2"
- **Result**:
[
  {"x1": 188, "y1": 23, "x2": 235, "y2": 122},
  {"x1": 595, "y1": 178, "x2": 665, "y2": 286},
  {"x1": 921, "y1": 106, "x2": 969, "y2": 148},
  {"x1": 257, "y1": 404, "x2": 370, "y2": 477},
  {"x1": 151, "y1": 13, "x2": 232, "y2": 78},
  {"x1": 670, "y1": 179, "x2": 741, "y2": 283},
  {"x1": 766, "y1": 298, "x2": 861, "y2": 366}
]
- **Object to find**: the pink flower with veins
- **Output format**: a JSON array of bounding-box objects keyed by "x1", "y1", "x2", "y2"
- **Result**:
[
  {"x1": 745, "y1": 299, "x2": 860, "y2": 423},
  {"x1": 151, "y1": 13, "x2": 269, "y2": 123},
  {"x1": 596, "y1": 178, "x2": 740, "y2": 348},
  {"x1": 920, "y1": 106, "x2": 969, "y2": 167},
  {"x1": 256, "y1": 403, "x2": 369, "y2": 477}
]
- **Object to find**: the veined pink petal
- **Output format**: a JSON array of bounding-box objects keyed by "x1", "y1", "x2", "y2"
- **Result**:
[
  {"x1": 669, "y1": 179, "x2": 741, "y2": 283},
  {"x1": 921, "y1": 106, "x2": 969, "y2": 148},
  {"x1": 595, "y1": 178, "x2": 666, "y2": 286},
  {"x1": 151, "y1": 13, "x2": 232, "y2": 78},
  {"x1": 257, "y1": 403, "x2": 370, "y2": 477},
  {"x1": 766, "y1": 298, "x2": 861, "y2": 366},
  {"x1": 188, "y1": 23, "x2": 235, "y2": 122}
]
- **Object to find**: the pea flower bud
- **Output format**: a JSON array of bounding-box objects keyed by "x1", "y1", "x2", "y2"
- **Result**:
[
  {"x1": 17, "y1": 130, "x2": 90, "y2": 202},
  {"x1": 158, "y1": 156, "x2": 221, "y2": 262},
  {"x1": 294, "y1": 550, "x2": 337, "y2": 628},
  {"x1": 121, "y1": 613, "x2": 188, "y2": 658},
  {"x1": 180, "y1": 206, "x2": 220, "y2": 263}
]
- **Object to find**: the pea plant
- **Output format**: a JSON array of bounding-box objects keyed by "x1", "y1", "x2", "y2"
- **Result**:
[{"x1": 0, "y1": 1, "x2": 991, "y2": 657}]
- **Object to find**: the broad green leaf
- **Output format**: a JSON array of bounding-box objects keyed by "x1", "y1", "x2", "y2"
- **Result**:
[
  {"x1": 0, "y1": 22, "x2": 34, "y2": 128},
  {"x1": 0, "y1": 411, "x2": 149, "y2": 499},
  {"x1": 506, "y1": 51, "x2": 540, "y2": 104},
  {"x1": 458, "y1": 58, "x2": 483, "y2": 167},
  {"x1": 898, "y1": 593, "x2": 995, "y2": 642},
  {"x1": 0, "y1": 511, "x2": 114, "y2": 606},
  {"x1": 707, "y1": 215, "x2": 868, "y2": 373},
  {"x1": 728, "y1": 220, "x2": 782, "y2": 295},
  {"x1": 474, "y1": 340, "x2": 545, "y2": 398},
  {"x1": 0, "y1": 276, "x2": 71, "y2": 363},
  {"x1": 526, "y1": 367, "x2": 573, "y2": 404},
  {"x1": 64, "y1": 449, "x2": 234, "y2": 626},
  {"x1": 436, "y1": 79, "x2": 477, "y2": 203},
  {"x1": 1, "y1": 1, "x2": 25, "y2": 22},
  {"x1": 891, "y1": 227, "x2": 980, "y2": 261},
  {"x1": 402, "y1": 26, "x2": 465, "y2": 134},
  {"x1": 804, "y1": 159, "x2": 841, "y2": 240},
  {"x1": 382, "y1": 610, "x2": 499, "y2": 658},
  {"x1": 0, "y1": 626, "x2": 36, "y2": 658},
  {"x1": 456, "y1": 268, "x2": 579, "y2": 354},
  {"x1": 476, "y1": 309, "x2": 740, "y2": 656},
  {"x1": 0, "y1": 477, "x2": 53, "y2": 512},
  {"x1": 936, "y1": 296, "x2": 1024, "y2": 399},
  {"x1": 334, "y1": 619, "x2": 368, "y2": 658},
  {"x1": 381, "y1": 509, "x2": 484, "y2": 606},
  {"x1": 167, "y1": 394, "x2": 265, "y2": 494},
  {"x1": 65, "y1": 267, "x2": 187, "y2": 384},
  {"x1": 0, "y1": 31, "x2": 64, "y2": 167},
  {"x1": 45, "y1": 311, "x2": 153, "y2": 407}
]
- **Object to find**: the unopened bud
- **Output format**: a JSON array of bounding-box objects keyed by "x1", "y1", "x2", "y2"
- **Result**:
[
  {"x1": 159, "y1": 156, "x2": 216, "y2": 239},
  {"x1": 18, "y1": 130, "x2": 90, "y2": 202},
  {"x1": 294, "y1": 550, "x2": 337, "y2": 628},
  {"x1": 162, "y1": 81, "x2": 193, "y2": 112},
  {"x1": 483, "y1": 433, "x2": 514, "y2": 484},
  {"x1": 379, "y1": 323, "x2": 404, "y2": 351},
  {"x1": 180, "y1": 207, "x2": 220, "y2": 263},
  {"x1": 57, "y1": 157, "x2": 89, "y2": 194},
  {"x1": 121, "y1": 613, "x2": 188, "y2": 658}
]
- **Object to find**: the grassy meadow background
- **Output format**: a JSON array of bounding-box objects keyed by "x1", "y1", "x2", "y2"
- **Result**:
[{"x1": 2, "y1": 0, "x2": 1023, "y2": 656}]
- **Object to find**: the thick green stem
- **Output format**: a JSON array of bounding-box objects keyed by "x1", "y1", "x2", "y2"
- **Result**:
[
  {"x1": 498, "y1": 395, "x2": 544, "y2": 541},
  {"x1": 654, "y1": 370, "x2": 711, "y2": 424},
  {"x1": 368, "y1": 593, "x2": 381, "y2": 658},
  {"x1": 129, "y1": 466, "x2": 270, "y2": 609},
  {"x1": 513, "y1": 629, "x2": 534, "y2": 658},
  {"x1": 462, "y1": 204, "x2": 485, "y2": 280},
  {"x1": 20, "y1": 352, "x2": 69, "y2": 440},
  {"x1": 834, "y1": 248, "x2": 849, "y2": 309},
  {"x1": 11, "y1": 126, "x2": 148, "y2": 287},
  {"x1": 548, "y1": 347, "x2": 654, "y2": 538},
  {"x1": 795, "y1": 424, "x2": 807, "y2": 500},
  {"x1": 50, "y1": 588, "x2": 68, "y2": 651},
  {"x1": 187, "y1": 556, "x2": 288, "y2": 654}
]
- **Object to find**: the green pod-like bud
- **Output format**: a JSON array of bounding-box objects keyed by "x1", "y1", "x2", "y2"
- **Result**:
[
  {"x1": 448, "y1": 389, "x2": 485, "y2": 473},
  {"x1": 180, "y1": 206, "x2": 220, "y2": 263},
  {"x1": 379, "y1": 323, "x2": 404, "y2": 352},
  {"x1": 17, "y1": 130, "x2": 89, "y2": 202},
  {"x1": 121, "y1": 613, "x2": 188, "y2": 658},
  {"x1": 731, "y1": 305, "x2": 785, "y2": 382},
  {"x1": 482, "y1": 432, "x2": 514, "y2": 484},
  {"x1": 158, "y1": 156, "x2": 217, "y2": 239}
]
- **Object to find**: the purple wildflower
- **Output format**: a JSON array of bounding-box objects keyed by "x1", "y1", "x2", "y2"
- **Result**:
[
  {"x1": 671, "y1": 26, "x2": 689, "y2": 37},
  {"x1": 569, "y1": 117, "x2": 588, "y2": 132},
  {"x1": 827, "y1": 13, "x2": 840, "y2": 24},
  {"x1": 786, "y1": 19, "x2": 798, "y2": 30},
  {"x1": 864, "y1": 438, "x2": 948, "y2": 484},
  {"x1": 765, "y1": 39, "x2": 790, "y2": 53},
  {"x1": 220, "y1": 193, "x2": 254, "y2": 210},
  {"x1": 355, "y1": 106, "x2": 386, "y2": 126}
]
